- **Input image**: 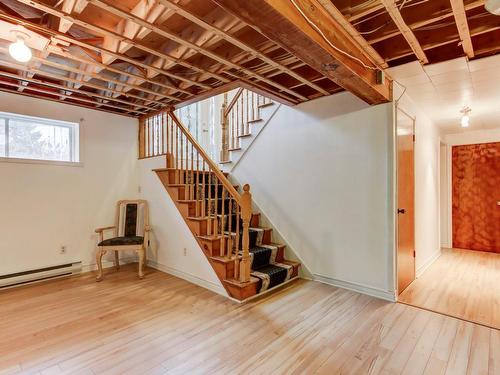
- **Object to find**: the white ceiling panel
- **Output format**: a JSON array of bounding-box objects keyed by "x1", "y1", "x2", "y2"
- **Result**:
[{"x1": 389, "y1": 56, "x2": 500, "y2": 134}]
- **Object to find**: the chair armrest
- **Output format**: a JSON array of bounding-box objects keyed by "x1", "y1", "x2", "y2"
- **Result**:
[{"x1": 95, "y1": 226, "x2": 116, "y2": 233}]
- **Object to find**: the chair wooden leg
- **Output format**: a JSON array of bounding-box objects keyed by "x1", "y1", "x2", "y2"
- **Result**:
[
  {"x1": 138, "y1": 247, "x2": 145, "y2": 279},
  {"x1": 114, "y1": 251, "x2": 120, "y2": 270},
  {"x1": 96, "y1": 247, "x2": 106, "y2": 281}
]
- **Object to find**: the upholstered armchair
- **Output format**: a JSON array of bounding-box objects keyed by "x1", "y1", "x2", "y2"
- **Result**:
[{"x1": 95, "y1": 200, "x2": 150, "y2": 281}]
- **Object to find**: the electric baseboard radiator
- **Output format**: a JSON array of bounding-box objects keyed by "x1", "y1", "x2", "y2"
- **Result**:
[{"x1": 0, "y1": 262, "x2": 82, "y2": 289}]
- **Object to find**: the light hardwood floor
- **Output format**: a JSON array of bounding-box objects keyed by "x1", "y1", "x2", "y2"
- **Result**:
[
  {"x1": 400, "y1": 248, "x2": 500, "y2": 330},
  {"x1": 0, "y1": 265, "x2": 498, "y2": 375}
]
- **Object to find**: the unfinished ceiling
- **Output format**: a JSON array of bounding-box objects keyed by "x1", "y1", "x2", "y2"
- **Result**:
[{"x1": 0, "y1": 0, "x2": 497, "y2": 117}]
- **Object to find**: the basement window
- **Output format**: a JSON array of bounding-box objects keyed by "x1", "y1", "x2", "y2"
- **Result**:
[{"x1": 0, "y1": 112, "x2": 79, "y2": 164}]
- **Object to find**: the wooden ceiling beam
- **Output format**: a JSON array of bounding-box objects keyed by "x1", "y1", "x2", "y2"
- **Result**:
[
  {"x1": 315, "y1": 0, "x2": 388, "y2": 68},
  {"x1": 212, "y1": 0, "x2": 391, "y2": 104},
  {"x1": 159, "y1": 0, "x2": 329, "y2": 95},
  {"x1": 380, "y1": 0, "x2": 428, "y2": 64},
  {"x1": 0, "y1": 68, "x2": 148, "y2": 113},
  {"x1": 87, "y1": 0, "x2": 310, "y2": 102},
  {"x1": 449, "y1": 0, "x2": 475, "y2": 58},
  {"x1": 12, "y1": 0, "x2": 228, "y2": 88}
]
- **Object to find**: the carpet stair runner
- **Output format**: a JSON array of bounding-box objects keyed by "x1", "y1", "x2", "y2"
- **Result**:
[{"x1": 154, "y1": 167, "x2": 300, "y2": 301}]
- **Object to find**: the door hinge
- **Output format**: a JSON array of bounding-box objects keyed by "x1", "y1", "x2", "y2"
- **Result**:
[{"x1": 413, "y1": 250, "x2": 416, "y2": 258}]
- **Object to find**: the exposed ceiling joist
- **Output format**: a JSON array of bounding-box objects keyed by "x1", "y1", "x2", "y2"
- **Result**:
[
  {"x1": 86, "y1": 0, "x2": 310, "y2": 102},
  {"x1": 58, "y1": 0, "x2": 88, "y2": 33},
  {"x1": 449, "y1": 0, "x2": 475, "y2": 58},
  {"x1": 212, "y1": 0, "x2": 392, "y2": 104},
  {"x1": 14, "y1": 0, "x2": 231, "y2": 86},
  {"x1": 158, "y1": 0, "x2": 330, "y2": 95},
  {"x1": 0, "y1": 54, "x2": 165, "y2": 108},
  {"x1": 0, "y1": 69, "x2": 147, "y2": 114},
  {"x1": 380, "y1": 0, "x2": 429, "y2": 64},
  {"x1": 0, "y1": 12, "x2": 208, "y2": 91}
]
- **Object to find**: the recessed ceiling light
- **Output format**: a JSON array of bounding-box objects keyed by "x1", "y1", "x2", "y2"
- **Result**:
[
  {"x1": 9, "y1": 32, "x2": 32, "y2": 63},
  {"x1": 485, "y1": 0, "x2": 500, "y2": 15}
]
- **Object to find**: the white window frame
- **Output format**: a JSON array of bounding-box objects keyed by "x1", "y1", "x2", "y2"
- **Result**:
[{"x1": 0, "y1": 112, "x2": 81, "y2": 166}]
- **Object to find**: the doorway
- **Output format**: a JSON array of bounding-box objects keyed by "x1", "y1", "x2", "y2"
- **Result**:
[
  {"x1": 399, "y1": 140, "x2": 500, "y2": 329},
  {"x1": 452, "y1": 142, "x2": 500, "y2": 253},
  {"x1": 396, "y1": 107, "x2": 415, "y2": 294}
]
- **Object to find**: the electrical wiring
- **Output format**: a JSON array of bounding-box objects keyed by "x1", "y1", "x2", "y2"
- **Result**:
[{"x1": 289, "y1": 0, "x2": 378, "y2": 71}]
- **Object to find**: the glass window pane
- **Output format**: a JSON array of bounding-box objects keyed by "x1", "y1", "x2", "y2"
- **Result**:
[
  {"x1": 0, "y1": 119, "x2": 5, "y2": 157},
  {"x1": 8, "y1": 119, "x2": 71, "y2": 161}
]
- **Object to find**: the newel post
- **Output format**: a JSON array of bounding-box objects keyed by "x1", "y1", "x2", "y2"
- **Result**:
[
  {"x1": 239, "y1": 184, "x2": 252, "y2": 283},
  {"x1": 220, "y1": 92, "x2": 229, "y2": 162}
]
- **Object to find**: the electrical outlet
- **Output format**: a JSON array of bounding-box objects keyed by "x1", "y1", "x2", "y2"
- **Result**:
[
  {"x1": 60, "y1": 245, "x2": 67, "y2": 254},
  {"x1": 183, "y1": 248, "x2": 187, "y2": 256}
]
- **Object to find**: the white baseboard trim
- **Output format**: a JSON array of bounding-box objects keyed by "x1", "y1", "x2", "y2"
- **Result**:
[
  {"x1": 313, "y1": 273, "x2": 396, "y2": 302},
  {"x1": 81, "y1": 256, "x2": 137, "y2": 273},
  {"x1": 146, "y1": 260, "x2": 228, "y2": 298},
  {"x1": 416, "y1": 250, "x2": 441, "y2": 278}
]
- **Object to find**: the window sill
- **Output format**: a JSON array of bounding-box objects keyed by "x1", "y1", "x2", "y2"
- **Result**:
[{"x1": 0, "y1": 157, "x2": 83, "y2": 167}]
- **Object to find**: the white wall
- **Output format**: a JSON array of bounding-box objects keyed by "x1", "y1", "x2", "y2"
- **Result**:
[
  {"x1": 0, "y1": 92, "x2": 139, "y2": 275},
  {"x1": 443, "y1": 128, "x2": 500, "y2": 145},
  {"x1": 137, "y1": 157, "x2": 226, "y2": 296},
  {"x1": 231, "y1": 92, "x2": 397, "y2": 301},
  {"x1": 396, "y1": 89, "x2": 441, "y2": 277},
  {"x1": 440, "y1": 143, "x2": 450, "y2": 248}
]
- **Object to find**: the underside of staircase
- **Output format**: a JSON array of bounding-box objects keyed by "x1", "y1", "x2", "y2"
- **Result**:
[{"x1": 154, "y1": 165, "x2": 300, "y2": 301}]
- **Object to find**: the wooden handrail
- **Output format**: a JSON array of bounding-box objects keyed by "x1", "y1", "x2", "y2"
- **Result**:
[
  {"x1": 223, "y1": 88, "x2": 244, "y2": 118},
  {"x1": 168, "y1": 111, "x2": 242, "y2": 205}
]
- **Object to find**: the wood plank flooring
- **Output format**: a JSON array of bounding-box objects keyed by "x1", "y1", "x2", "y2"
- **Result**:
[
  {"x1": 400, "y1": 248, "x2": 500, "y2": 330},
  {"x1": 0, "y1": 264, "x2": 498, "y2": 375}
]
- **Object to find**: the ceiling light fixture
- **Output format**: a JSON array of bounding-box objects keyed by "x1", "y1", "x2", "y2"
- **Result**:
[
  {"x1": 485, "y1": 0, "x2": 500, "y2": 15},
  {"x1": 9, "y1": 31, "x2": 32, "y2": 63},
  {"x1": 460, "y1": 107, "x2": 471, "y2": 128}
]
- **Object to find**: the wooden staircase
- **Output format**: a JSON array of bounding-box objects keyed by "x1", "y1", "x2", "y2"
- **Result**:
[{"x1": 140, "y1": 110, "x2": 300, "y2": 301}]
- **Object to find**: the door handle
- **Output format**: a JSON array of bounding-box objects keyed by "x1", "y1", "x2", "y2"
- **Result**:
[{"x1": 397, "y1": 208, "x2": 406, "y2": 214}]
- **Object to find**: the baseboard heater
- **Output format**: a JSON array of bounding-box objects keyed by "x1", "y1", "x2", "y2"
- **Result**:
[{"x1": 0, "y1": 262, "x2": 82, "y2": 289}]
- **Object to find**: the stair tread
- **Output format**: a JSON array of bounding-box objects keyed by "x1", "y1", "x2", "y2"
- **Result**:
[
  {"x1": 248, "y1": 118, "x2": 263, "y2": 123},
  {"x1": 258, "y1": 102, "x2": 274, "y2": 108},
  {"x1": 197, "y1": 234, "x2": 229, "y2": 241},
  {"x1": 224, "y1": 277, "x2": 260, "y2": 287},
  {"x1": 237, "y1": 133, "x2": 252, "y2": 138},
  {"x1": 228, "y1": 147, "x2": 242, "y2": 151}
]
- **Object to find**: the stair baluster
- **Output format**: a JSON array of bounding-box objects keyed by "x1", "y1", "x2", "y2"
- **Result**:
[{"x1": 219, "y1": 88, "x2": 274, "y2": 164}]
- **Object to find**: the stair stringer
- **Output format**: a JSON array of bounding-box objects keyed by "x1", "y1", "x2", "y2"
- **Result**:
[
  {"x1": 227, "y1": 174, "x2": 313, "y2": 280},
  {"x1": 221, "y1": 103, "x2": 281, "y2": 173}
]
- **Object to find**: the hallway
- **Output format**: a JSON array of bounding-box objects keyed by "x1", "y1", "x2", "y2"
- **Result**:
[{"x1": 399, "y1": 248, "x2": 500, "y2": 329}]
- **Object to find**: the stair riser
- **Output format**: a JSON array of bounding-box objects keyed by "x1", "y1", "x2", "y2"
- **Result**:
[
  {"x1": 223, "y1": 280, "x2": 258, "y2": 300},
  {"x1": 211, "y1": 259, "x2": 235, "y2": 280},
  {"x1": 187, "y1": 219, "x2": 208, "y2": 236}
]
